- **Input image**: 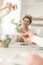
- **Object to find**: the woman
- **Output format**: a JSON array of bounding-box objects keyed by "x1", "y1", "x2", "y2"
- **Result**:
[
  {"x1": 12, "y1": 15, "x2": 35, "y2": 43},
  {"x1": 17, "y1": 15, "x2": 36, "y2": 43},
  {"x1": 11, "y1": 15, "x2": 36, "y2": 44}
]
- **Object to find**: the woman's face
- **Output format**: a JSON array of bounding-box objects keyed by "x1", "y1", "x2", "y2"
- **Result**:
[{"x1": 23, "y1": 18, "x2": 30, "y2": 27}]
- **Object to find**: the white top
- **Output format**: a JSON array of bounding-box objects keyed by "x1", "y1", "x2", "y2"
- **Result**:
[{"x1": 31, "y1": 35, "x2": 43, "y2": 47}]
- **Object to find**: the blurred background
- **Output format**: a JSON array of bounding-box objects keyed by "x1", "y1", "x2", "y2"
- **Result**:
[{"x1": 0, "y1": 0, "x2": 43, "y2": 40}]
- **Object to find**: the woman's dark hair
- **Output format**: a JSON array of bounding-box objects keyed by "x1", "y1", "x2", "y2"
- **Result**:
[{"x1": 23, "y1": 15, "x2": 32, "y2": 24}]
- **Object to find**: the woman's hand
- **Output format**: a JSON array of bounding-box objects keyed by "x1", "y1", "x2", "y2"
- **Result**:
[
  {"x1": 6, "y1": 3, "x2": 17, "y2": 10},
  {"x1": 6, "y1": 2, "x2": 12, "y2": 10},
  {"x1": 21, "y1": 32, "x2": 34, "y2": 42},
  {"x1": 0, "y1": 2, "x2": 17, "y2": 11}
]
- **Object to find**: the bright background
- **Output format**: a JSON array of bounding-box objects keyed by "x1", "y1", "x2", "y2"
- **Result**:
[{"x1": 2, "y1": 0, "x2": 21, "y2": 35}]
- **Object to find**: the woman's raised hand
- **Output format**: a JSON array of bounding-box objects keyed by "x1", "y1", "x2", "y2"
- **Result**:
[{"x1": 0, "y1": 2, "x2": 17, "y2": 10}]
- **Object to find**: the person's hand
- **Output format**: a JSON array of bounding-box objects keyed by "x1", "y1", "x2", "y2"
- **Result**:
[
  {"x1": 6, "y1": 2, "x2": 17, "y2": 10},
  {"x1": 0, "y1": 2, "x2": 17, "y2": 11},
  {"x1": 21, "y1": 33, "x2": 30, "y2": 41},
  {"x1": 6, "y1": 2, "x2": 12, "y2": 10},
  {"x1": 21, "y1": 32, "x2": 34, "y2": 41}
]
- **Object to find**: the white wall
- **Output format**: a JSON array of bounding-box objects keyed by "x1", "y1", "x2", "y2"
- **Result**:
[{"x1": 21, "y1": 0, "x2": 43, "y2": 17}]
